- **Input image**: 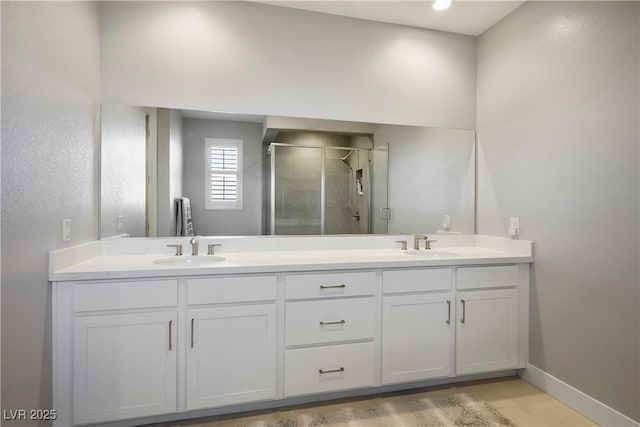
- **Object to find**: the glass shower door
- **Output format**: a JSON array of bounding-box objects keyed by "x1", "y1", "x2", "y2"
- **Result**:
[{"x1": 272, "y1": 145, "x2": 322, "y2": 235}]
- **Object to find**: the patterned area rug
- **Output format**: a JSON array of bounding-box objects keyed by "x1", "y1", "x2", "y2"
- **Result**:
[{"x1": 232, "y1": 393, "x2": 515, "y2": 427}]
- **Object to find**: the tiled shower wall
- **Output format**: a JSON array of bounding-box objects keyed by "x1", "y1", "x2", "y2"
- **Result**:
[{"x1": 272, "y1": 132, "x2": 370, "y2": 235}]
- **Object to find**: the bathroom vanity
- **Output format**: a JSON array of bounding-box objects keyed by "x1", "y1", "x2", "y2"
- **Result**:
[{"x1": 49, "y1": 234, "x2": 532, "y2": 426}]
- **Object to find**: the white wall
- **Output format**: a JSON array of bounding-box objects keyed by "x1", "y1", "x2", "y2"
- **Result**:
[
  {"x1": 157, "y1": 108, "x2": 184, "y2": 236},
  {"x1": 476, "y1": 2, "x2": 640, "y2": 421},
  {"x1": 99, "y1": 1, "x2": 476, "y2": 129},
  {"x1": 182, "y1": 118, "x2": 262, "y2": 235},
  {"x1": 1, "y1": 1, "x2": 101, "y2": 422},
  {"x1": 100, "y1": 104, "x2": 146, "y2": 238},
  {"x1": 170, "y1": 109, "x2": 184, "y2": 236}
]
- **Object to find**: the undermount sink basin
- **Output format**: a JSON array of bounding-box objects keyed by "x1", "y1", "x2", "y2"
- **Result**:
[
  {"x1": 153, "y1": 255, "x2": 226, "y2": 266},
  {"x1": 403, "y1": 249, "x2": 459, "y2": 257}
]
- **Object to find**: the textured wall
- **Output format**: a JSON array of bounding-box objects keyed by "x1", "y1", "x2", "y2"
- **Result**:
[
  {"x1": 476, "y1": 2, "x2": 640, "y2": 420},
  {"x1": 100, "y1": 104, "x2": 146, "y2": 238},
  {"x1": 1, "y1": 1, "x2": 100, "y2": 424},
  {"x1": 182, "y1": 118, "x2": 262, "y2": 236},
  {"x1": 99, "y1": 1, "x2": 476, "y2": 129}
]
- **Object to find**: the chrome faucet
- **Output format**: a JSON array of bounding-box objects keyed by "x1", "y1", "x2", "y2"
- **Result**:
[
  {"x1": 189, "y1": 237, "x2": 199, "y2": 256},
  {"x1": 413, "y1": 235, "x2": 427, "y2": 250}
]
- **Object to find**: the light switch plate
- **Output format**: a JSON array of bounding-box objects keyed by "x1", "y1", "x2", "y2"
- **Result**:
[
  {"x1": 62, "y1": 219, "x2": 72, "y2": 242},
  {"x1": 508, "y1": 217, "x2": 520, "y2": 237}
]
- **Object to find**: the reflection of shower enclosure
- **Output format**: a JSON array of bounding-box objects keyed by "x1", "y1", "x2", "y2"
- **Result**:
[{"x1": 268, "y1": 143, "x2": 370, "y2": 235}]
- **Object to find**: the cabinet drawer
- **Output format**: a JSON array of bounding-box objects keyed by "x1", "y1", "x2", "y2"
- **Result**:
[
  {"x1": 187, "y1": 276, "x2": 277, "y2": 305},
  {"x1": 74, "y1": 280, "x2": 177, "y2": 312},
  {"x1": 383, "y1": 268, "x2": 452, "y2": 294},
  {"x1": 285, "y1": 271, "x2": 375, "y2": 300},
  {"x1": 456, "y1": 266, "x2": 518, "y2": 290},
  {"x1": 286, "y1": 298, "x2": 375, "y2": 346},
  {"x1": 284, "y1": 342, "x2": 375, "y2": 396}
]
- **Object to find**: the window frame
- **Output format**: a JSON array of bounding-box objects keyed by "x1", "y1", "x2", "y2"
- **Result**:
[{"x1": 204, "y1": 138, "x2": 243, "y2": 210}]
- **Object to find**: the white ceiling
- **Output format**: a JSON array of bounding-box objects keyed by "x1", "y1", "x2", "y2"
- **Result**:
[{"x1": 254, "y1": 1, "x2": 525, "y2": 36}]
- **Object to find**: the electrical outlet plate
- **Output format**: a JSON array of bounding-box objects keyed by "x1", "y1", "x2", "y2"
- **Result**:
[{"x1": 117, "y1": 215, "x2": 123, "y2": 233}]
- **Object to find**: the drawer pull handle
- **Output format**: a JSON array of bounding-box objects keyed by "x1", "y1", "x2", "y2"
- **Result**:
[
  {"x1": 461, "y1": 299, "x2": 466, "y2": 324},
  {"x1": 190, "y1": 318, "x2": 195, "y2": 348},
  {"x1": 168, "y1": 320, "x2": 173, "y2": 351},
  {"x1": 446, "y1": 300, "x2": 451, "y2": 324},
  {"x1": 320, "y1": 320, "x2": 346, "y2": 326},
  {"x1": 319, "y1": 284, "x2": 346, "y2": 289},
  {"x1": 319, "y1": 367, "x2": 345, "y2": 374}
]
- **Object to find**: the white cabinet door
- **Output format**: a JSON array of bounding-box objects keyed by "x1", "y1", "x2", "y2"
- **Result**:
[
  {"x1": 73, "y1": 311, "x2": 177, "y2": 425},
  {"x1": 456, "y1": 288, "x2": 518, "y2": 375},
  {"x1": 382, "y1": 292, "x2": 453, "y2": 384},
  {"x1": 187, "y1": 304, "x2": 277, "y2": 410}
]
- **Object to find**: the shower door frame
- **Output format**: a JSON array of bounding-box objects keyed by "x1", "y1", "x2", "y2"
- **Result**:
[{"x1": 269, "y1": 143, "x2": 371, "y2": 236}]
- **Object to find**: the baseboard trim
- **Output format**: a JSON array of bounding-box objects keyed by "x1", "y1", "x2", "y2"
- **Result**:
[{"x1": 519, "y1": 364, "x2": 639, "y2": 427}]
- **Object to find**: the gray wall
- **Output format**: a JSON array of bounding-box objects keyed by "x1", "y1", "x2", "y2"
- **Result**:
[
  {"x1": 1, "y1": 1, "x2": 101, "y2": 423},
  {"x1": 99, "y1": 1, "x2": 476, "y2": 129},
  {"x1": 100, "y1": 104, "x2": 146, "y2": 238},
  {"x1": 476, "y1": 2, "x2": 640, "y2": 420},
  {"x1": 183, "y1": 118, "x2": 262, "y2": 235}
]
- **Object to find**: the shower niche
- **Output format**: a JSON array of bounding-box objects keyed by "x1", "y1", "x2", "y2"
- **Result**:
[{"x1": 265, "y1": 131, "x2": 372, "y2": 235}]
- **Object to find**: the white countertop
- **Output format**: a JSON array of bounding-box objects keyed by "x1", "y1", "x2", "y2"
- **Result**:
[{"x1": 49, "y1": 244, "x2": 533, "y2": 282}]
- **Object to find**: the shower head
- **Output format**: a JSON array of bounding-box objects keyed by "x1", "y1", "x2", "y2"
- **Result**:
[{"x1": 340, "y1": 150, "x2": 355, "y2": 162}]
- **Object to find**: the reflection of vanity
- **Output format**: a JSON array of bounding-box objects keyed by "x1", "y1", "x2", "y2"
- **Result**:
[{"x1": 50, "y1": 234, "x2": 531, "y2": 426}]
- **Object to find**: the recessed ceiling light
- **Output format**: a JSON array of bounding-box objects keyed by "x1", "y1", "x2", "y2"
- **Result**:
[{"x1": 433, "y1": 0, "x2": 451, "y2": 11}]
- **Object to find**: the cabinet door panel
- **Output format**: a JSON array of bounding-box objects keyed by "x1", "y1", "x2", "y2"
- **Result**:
[
  {"x1": 73, "y1": 311, "x2": 177, "y2": 424},
  {"x1": 382, "y1": 293, "x2": 453, "y2": 384},
  {"x1": 187, "y1": 305, "x2": 276, "y2": 409},
  {"x1": 456, "y1": 289, "x2": 518, "y2": 375}
]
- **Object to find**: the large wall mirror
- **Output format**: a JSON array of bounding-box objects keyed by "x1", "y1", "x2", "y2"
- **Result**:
[{"x1": 100, "y1": 105, "x2": 475, "y2": 238}]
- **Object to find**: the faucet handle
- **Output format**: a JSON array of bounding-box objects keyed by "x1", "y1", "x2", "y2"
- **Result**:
[
  {"x1": 395, "y1": 240, "x2": 408, "y2": 251},
  {"x1": 207, "y1": 243, "x2": 222, "y2": 255},
  {"x1": 166, "y1": 244, "x2": 183, "y2": 256},
  {"x1": 425, "y1": 239, "x2": 438, "y2": 250}
]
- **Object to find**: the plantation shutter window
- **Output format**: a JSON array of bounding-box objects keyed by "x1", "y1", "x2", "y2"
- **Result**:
[{"x1": 205, "y1": 138, "x2": 243, "y2": 210}]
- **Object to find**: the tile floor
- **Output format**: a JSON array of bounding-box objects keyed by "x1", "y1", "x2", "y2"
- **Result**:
[{"x1": 157, "y1": 377, "x2": 598, "y2": 427}]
